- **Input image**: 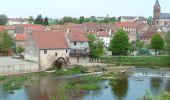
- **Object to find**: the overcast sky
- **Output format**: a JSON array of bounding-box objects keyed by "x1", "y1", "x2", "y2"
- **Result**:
[{"x1": 0, "y1": 0, "x2": 169, "y2": 18}]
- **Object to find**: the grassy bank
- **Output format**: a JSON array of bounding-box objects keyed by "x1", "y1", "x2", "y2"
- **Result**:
[{"x1": 101, "y1": 56, "x2": 170, "y2": 68}]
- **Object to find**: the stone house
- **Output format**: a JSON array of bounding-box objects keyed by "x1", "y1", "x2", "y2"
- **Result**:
[
  {"x1": 15, "y1": 34, "x2": 29, "y2": 48},
  {"x1": 25, "y1": 30, "x2": 70, "y2": 70}
]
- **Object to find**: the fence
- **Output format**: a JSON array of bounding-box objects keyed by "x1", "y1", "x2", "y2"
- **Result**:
[{"x1": 0, "y1": 63, "x2": 39, "y2": 76}]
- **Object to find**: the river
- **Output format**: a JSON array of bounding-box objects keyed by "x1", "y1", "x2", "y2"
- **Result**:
[{"x1": 1, "y1": 68, "x2": 170, "y2": 100}]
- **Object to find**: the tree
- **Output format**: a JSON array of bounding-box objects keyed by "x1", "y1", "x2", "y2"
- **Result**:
[
  {"x1": 87, "y1": 34, "x2": 104, "y2": 58},
  {"x1": 0, "y1": 14, "x2": 8, "y2": 25},
  {"x1": 28, "y1": 16, "x2": 34, "y2": 24},
  {"x1": 150, "y1": 33, "x2": 164, "y2": 56},
  {"x1": 109, "y1": 29, "x2": 130, "y2": 55},
  {"x1": 79, "y1": 16, "x2": 85, "y2": 24},
  {"x1": 165, "y1": 32, "x2": 170, "y2": 55},
  {"x1": 147, "y1": 16, "x2": 153, "y2": 25},
  {"x1": 43, "y1": 16, "x2": 49, "y2": 26},
  {"x1": 16, "y1": 46, "x2": 25, "y2": 57},
  {"x1": 34, "y1": 14, "x2": 43, "y2": 24},
  {"x1": 0, "y1": 32, "x2": 13, "y2": 53}
]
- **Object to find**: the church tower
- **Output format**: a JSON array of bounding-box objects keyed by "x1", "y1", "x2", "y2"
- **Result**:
[{"x1": 153, "y1": 0, "x2": 161, "y2": 19}]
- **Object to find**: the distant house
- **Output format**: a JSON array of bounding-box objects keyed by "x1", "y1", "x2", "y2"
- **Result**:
[
  {"x1": 83, "y1": 22, "x2": 99, "y2": 33},
  {"x1": 114, "y1": 22, "x2": 137, "y2": 42},
  {"x1": 15, "y1": 34, "x2": 29, "y2": 48},
  {"x1": 66, "y1": 29, "x2": 89, "y2": 57},
  {"x1": 118, "y1": 16, "x2": 147, "y2": 23},
  {"x1": 25, "y1": 31, "x2": 69, "y2": 70},
  {"x1": 0, "y1": 26, "x2": 6, "y2": 33},
  {"x1": 8, "y1": 18, "x2": 28, "y2": 25},
  {"x1": 95, "y1": 31, "x2": 112, "y2": 48},
  {"x1": 140, "y1": 26, "x2": 165, "y2": 44}
]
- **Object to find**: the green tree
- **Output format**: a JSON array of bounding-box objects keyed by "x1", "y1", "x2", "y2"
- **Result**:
[
  {"x1": 150, "y1": 33, "x2": 164, "y2": 56},
  {"x1": 0, "y1": 14, "x2": 8, "y2": 25},
  {"x1": 0, "y1": 32, "x2": 13, "y2": 53},
  {"x1": 147, "y1": 16, "x2": 153, "y2": 25},
  {"x1": 28, "y1": 16, "x2": 34, "y2": 24},
  {"x1": 87, "y1": 34, "x2": 104, "y2": 58},
  {"x1": 79, "y1": 16, "x2": 85, "y2": 24},
  {"x1": 43, "y1": 16, "x2": 49, "y2": 26},
  {"x1": 16, "y1": 46, "x2": 25, "y2": 57},
  {"x1": 109, "y1": 29, "x2": 130, "y2": 55},
  {"x1": 34, "y1": 14, "x2": 43, "y2": 24},
  {"x1": 165, "y1": 32, "x2": 170, "y2": 55}
]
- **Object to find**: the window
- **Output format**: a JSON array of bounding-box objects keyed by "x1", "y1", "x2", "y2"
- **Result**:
[
  {"x1": 55, "y1": 53, "x2": 58, "y2": 56},
  {"x1": 74, "y1": 42, "x2": 77, "y2": 46},
  {"x1": 44, "y1": 50, "x2": 47, "y2": 54},
  {"x1": 81, "y1": 42, "x2": 83, "y2": 44},
  {"x1": 66, "y1": 50, "x2": 68, "y2": 53}
]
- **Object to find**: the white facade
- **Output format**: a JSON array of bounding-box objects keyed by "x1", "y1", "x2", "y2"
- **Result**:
[
  {"x1": 70, "y1": 42, "x2": 89, "y2": 49},
  {"x1": 98, "y1": 37, "x2": 111, "y2": 48},
  {"x1": 8, "y1": 20, "x2": 29, "y2": 25},
  {"x1": 39, "y1": 49, "x2": 69, "y2": 70}
]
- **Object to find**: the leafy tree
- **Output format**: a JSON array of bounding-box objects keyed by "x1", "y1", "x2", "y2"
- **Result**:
[
  {"x1": 102, "y1": 17, "x2": 116, "y2": 23},
  {"x1": 90, "y1": 16, "x2": 97, "y2": 22},
  {"x1": 0, "y1": 32, "x2": 13, "y2": 53},
  {"x1": 43, "y1": 16, "x2": 49, "y2": 26},
  {"x1": 28, "y1": 16, "x2": 34, "y2": 24},
  {"x1": 147, "y1": 16, "x2": 153, "y2": 25},
  {"x1": 79, "y1": 16, "x2": 85, "y2": 24},
  {"x1": 109, "y1": 29, "x2": 130, "y2": 55},
  {"x1": 16, "y1": 46, "x2": 25, "y2": 57},
  {"x1": 87, "y1": 34, "x2": 104, "y2": 58},
  {"x1": 165, "y1": 32, "x2": 170, "y2": 55},
  {"x1": 34, "y1": 14, "x2": 43, "y2": 24},
  {"x1": 150, "y1": 33, "x2": 164, "y2": 56},
  {"x1": 0, "y1": 14, "x2": 8, "y2": 25}
]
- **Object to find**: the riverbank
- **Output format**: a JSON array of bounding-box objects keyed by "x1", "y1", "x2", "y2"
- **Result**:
[{"x1": 100, "y1": 56, "x2": 170, "y2": 68}]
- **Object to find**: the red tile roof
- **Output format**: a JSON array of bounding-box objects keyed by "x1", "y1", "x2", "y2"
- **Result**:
[
  {"x1": 15, "y1": 24, "x2": 45, "y2": 31},
  {"x1": 67, "y1": 30, "x2": 89, "y2": 42},
  {"x1": 0, "y1": 26, "x2": 6, "y2": 32},
  {"x1": 141, "y1": 26, "x2": 158, "y2": 38},
  {"x1": 115, "y1": 22, "x2": 137, "y2": 27},
  {"x1": 15, "y1": 34, "x2": 29, "y2": 42},
  {"x1": 96, "y1": 31, "x2": 110, "y2": 37},
  {"x1": 32, "y1": 31, "x2": 69, "y2": 49}
]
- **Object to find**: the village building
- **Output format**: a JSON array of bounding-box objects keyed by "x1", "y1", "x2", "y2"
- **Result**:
[
  {"x1": 114, "y1": 22, "x2": 137, "y2": 42},
  {"x1": 153, "y1": 0, "x2": 170, "y2": 27},
  {"x1": 15, "y1": 34, "x2": 29, "y2": 48},
  {"x1": 118, "y1": 16, "x2": 147, "y2": 23},
  {"x1": 25, "y1": 30, "x2": 70, "y2": 70},
  {"x1": 7, "y1": 18, "x2": 29, "y2": 25}
]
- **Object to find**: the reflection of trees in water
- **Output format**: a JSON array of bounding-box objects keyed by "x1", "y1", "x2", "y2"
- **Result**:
[
  {"x1": 111, "y1": 76, "x2": 129, "y2": 100},
  {"x1": 150, "y1": 77, "x2": 163, "y2": 95},
  {"x1": 165, "y1": 80, "x2": 170, "y2": 91}
]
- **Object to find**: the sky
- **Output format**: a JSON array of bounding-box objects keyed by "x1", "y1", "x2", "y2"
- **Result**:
[{"x1": 0, "y1": 0, "x2": 169, "y2": 18}]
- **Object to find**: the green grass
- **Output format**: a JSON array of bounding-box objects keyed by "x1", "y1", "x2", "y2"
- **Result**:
[
  {"x1": 55, "y1": 65, "x2": 87, "y2": 76},
  {"x1": 65, "y1": 76, "x2": 102, "y2": 91},
  {"x1": 3, "y1": 74, "x2": 33, "y2": 92},
  {"x1": 39, "y1": 71, "x2": 48, "y2": 76},
  {"x1": 101, "y1": 56, "x2": 170, "y2": 68},
  {"x1": 0, "y1": 76, "x2": 6, "y2": 81},
  {"x1": 80, "y1": 76, "x2": 102, "y2": 82}
]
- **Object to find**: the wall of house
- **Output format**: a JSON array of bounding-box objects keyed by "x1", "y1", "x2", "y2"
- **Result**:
[
  {"x1": 98, "y1": 37, "x2": 111, "y2": 48},
  {"x1": 39, "y1": 49, "x2": 69, "y2": 70},
  {"x1": 70, "y1": 42, "x2": 89, "y2": 49}
]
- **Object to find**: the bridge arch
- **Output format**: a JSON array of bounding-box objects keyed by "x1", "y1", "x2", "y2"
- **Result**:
[{"x1": 51, "y1": 57, "x2": 67, "y2": 70}]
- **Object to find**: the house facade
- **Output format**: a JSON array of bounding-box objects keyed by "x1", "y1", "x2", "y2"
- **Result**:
[
  {"x1": 25, "y1": 31, "x2": 69, "y2": 70},
  {"x1": 114, "y1": 22, "x2": 137, "y2": 42}
]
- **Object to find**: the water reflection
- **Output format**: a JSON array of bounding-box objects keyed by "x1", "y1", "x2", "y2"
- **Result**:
[
  {"x1": 150, "y1": 77, "x2": 163, "y2": 95},
  {"x1": 111, "y1": 76, "x2": 128, "y2": 100}
]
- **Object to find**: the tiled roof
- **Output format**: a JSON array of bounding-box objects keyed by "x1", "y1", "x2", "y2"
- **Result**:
[
  {"x1": 32, "y1": 31, "x2": 69, "y2": 49},
  {"x1": 96, "y1": 31, "x2": 110, "y2": 37},
  {"x1": 0, "y1": 26, "x2": 6, "y2": 32},
  {"x1": 141, "y1": 26, "x2": 158, "y2": 38},
  {"x1": 15, "y1": 34, "x2": 29, "y2": 42},
  {"x1": 67, "y1": 30, "x2": 89, "y2": 42},
  {"x1": 115, "y1": 22, "x2": 137, "y2": 27}
]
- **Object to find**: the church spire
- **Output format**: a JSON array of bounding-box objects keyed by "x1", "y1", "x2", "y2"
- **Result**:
[{"x1": 155, "y1": 0, "x2": 160, "y2": 6}]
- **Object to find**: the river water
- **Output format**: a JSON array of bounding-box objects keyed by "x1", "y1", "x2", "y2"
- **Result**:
[{"x1": 1, "y1": 68, "x2": 170, "y2": 100}]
